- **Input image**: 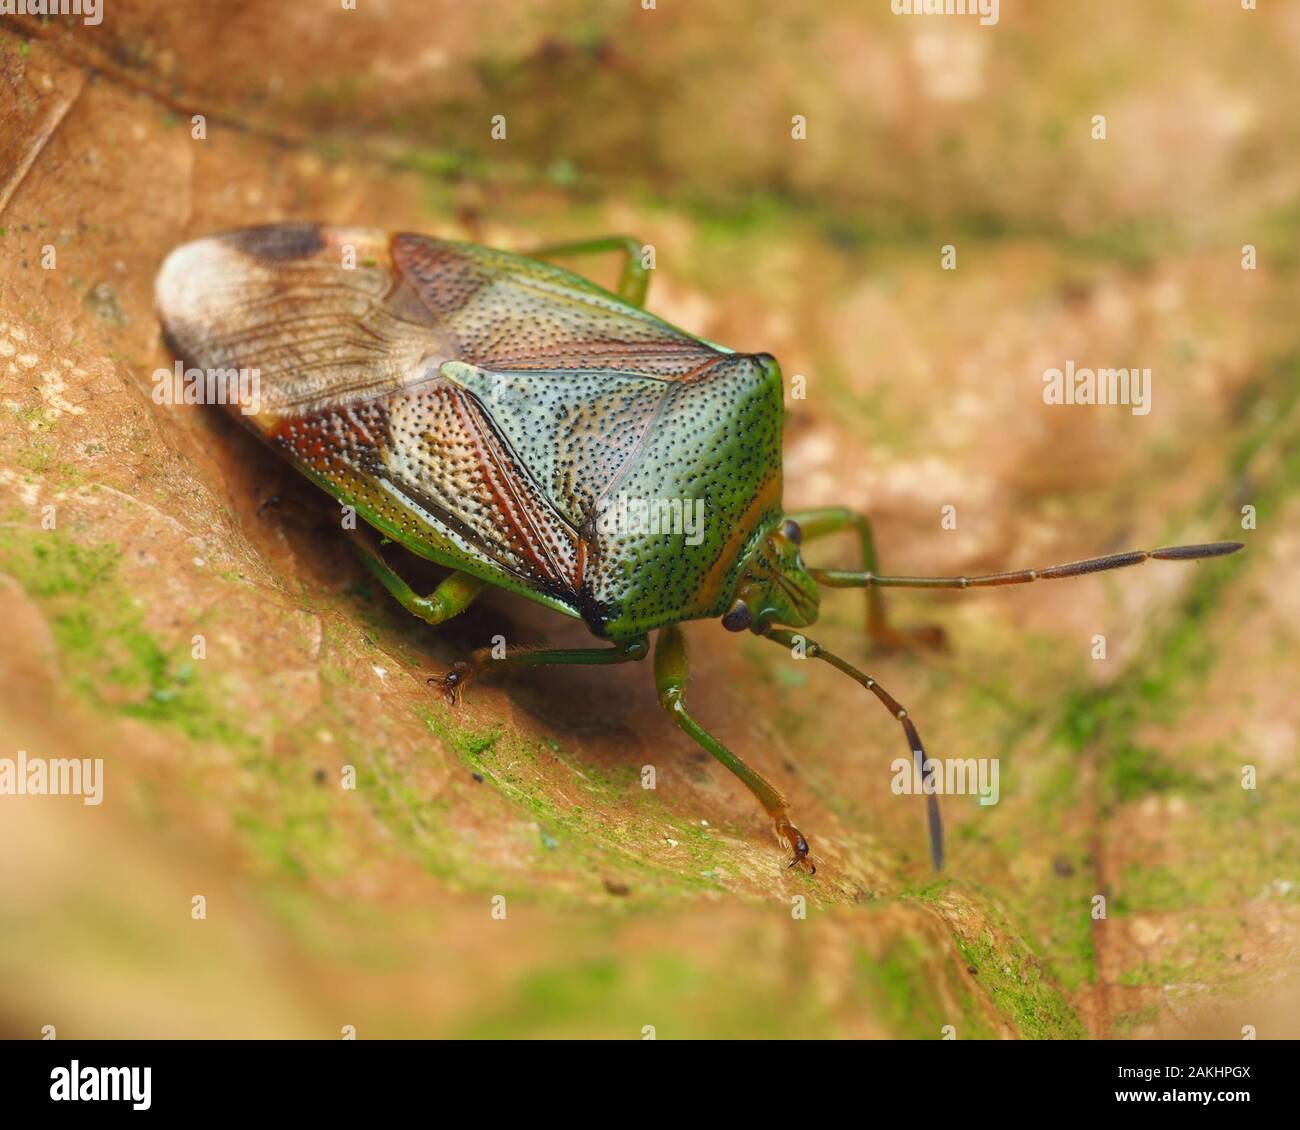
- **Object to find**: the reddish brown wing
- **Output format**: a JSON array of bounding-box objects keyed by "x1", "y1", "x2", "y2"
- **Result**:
[{"x1": 154, "y1": 224, "x2": 727, "y2": 608}]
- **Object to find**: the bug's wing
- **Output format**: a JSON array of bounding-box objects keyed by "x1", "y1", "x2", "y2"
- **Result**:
[
  {"x1": 154, "y1": 224, "x2": 731, "y2": 608},
  {"x1": 391, "y1": 234, "x2": 739, "y2": 532},
  {"x1": 155, "y1": 224, "x2": 445, "y2": 415},
  {"x1": 389, "y1": 234, "x2": 720, "y2": 377},
  {"x1": 398, "y1": 237, "x2": 785, "y2": 633}
]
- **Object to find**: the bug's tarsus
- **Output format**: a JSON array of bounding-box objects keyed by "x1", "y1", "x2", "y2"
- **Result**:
[
  {"x1": 428, "y1": 660, "x2": 475, "y2": 705},
  {"x1": 809, "y1": 540, "x2": 1244, "y2": 591},
  {"x1": 763, "y1": 627, "x2": 944, "y2": 871},
  {"x1": 776, "y1": 816, "x2": 816, "y2": 874}
]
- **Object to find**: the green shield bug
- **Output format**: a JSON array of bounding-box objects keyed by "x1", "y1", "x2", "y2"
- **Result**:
[{"x1": 155, "y1": 223, "x2": 1243, "y2": 874}]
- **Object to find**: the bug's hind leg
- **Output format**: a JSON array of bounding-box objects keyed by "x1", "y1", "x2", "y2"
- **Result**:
[
  {"x1": 786, "y1": 506, "x2": 948, "y2": 655},
  {"x1": 654, "y1": 624, "x2": 814, "y2": 873},
  {"x1": 429, "y1": 635, "x2": 649, "y2": 705},
  {"x1": 345, "y1": 528, "x2": 485, "y2": 626},
  {"x1": 522, "y1": 235, "x2": 651, "y2": 307}
]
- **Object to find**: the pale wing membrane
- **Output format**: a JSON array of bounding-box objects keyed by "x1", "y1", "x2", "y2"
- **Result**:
[{"x1": 156, "y1": 225, "x2": 444, "y2": 416}]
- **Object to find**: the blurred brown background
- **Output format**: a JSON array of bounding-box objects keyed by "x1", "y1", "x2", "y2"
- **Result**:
[{"x1": 0, "y1": 0, "x2": 1296, "y2": 1038}]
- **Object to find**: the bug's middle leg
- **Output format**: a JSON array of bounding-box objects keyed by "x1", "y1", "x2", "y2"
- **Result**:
[
  {"x1": 654, "y1": 624, "x2": 813, "y2": 873},
  {"x1": 346, "y1": 528, "x2": 486, "y2": 626},
  {"x1": 522, "y1": 234, "x2": 651, "y2": 307},
  {"x1": 429, "y1": 635, "x2": 650, "y2": 704},
  {"x1": 786, "y1": 506, "x2": 948, "y2": 654}
]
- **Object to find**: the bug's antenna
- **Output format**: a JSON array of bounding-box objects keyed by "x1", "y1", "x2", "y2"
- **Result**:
[
  {"x1": 762, "y1": 627, "x2": 943, "y2": 870},
  {"x1": 808, "y1": 540, "x2": 1243, "y2": 591}
]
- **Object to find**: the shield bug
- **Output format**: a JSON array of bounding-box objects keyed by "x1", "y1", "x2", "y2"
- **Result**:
[{"x1": 155, "y1": 223, "x2": 1243, "y2": 873}]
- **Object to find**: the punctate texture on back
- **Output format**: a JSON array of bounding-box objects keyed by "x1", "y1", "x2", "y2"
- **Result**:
[{"x1": 155, "y1": 224, "x2": 786, "y2": 639}]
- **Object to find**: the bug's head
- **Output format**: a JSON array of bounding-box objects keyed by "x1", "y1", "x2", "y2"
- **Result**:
[{"x1": 721, "y1": 518, "x2": 820, "y2": 633}]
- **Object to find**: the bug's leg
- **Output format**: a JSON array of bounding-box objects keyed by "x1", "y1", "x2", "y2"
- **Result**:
[
  {"x1": 763, "y1": 626, "x2": 944, "y2": 870},
  {"x1": 785, "y1": 506, "x2": 948, "y2": 654},
  {"x1": 521, "y1": 235, "x2": 650, "y2": 307},
  {"x1": 429, "y1": 635, "x2": 649, "y2": 704},
  {"x1": 654, "y1": 624, "x2": 814, "y2": 873},
  {"x1": 345, "y1": 528, "x2": 486, "y2": 625}
]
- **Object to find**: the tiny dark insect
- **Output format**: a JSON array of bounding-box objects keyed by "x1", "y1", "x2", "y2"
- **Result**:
[{"x1": 155, "y1": 223, "x2": 1243, "y2": 874}]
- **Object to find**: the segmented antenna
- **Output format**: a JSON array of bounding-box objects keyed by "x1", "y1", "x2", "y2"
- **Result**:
[
  {"x1": 763, "y1": 628, "x2": 944, "y2": 870},
  {"x1": 810, "y1": 541, "x2": 1243, "y2": 590}
]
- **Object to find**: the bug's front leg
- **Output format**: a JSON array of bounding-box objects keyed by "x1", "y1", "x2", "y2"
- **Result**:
[
  {"x1": 786, "y1": 506, "x2": 948, "y2": 655},
  {"x1": 654, "y1": 624, "x2": 814, "y2": 874},
  {"x1": 429, "y1": 635, "x2": 650, "y2": 704}
]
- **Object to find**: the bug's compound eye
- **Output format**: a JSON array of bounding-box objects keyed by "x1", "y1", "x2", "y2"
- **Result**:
[
  {"x1": 780, "y1": 519, "x2": 803, "y2": 545},
  {"x1": 721, "y1": 600, "x2": 753, "y2": 633}
]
